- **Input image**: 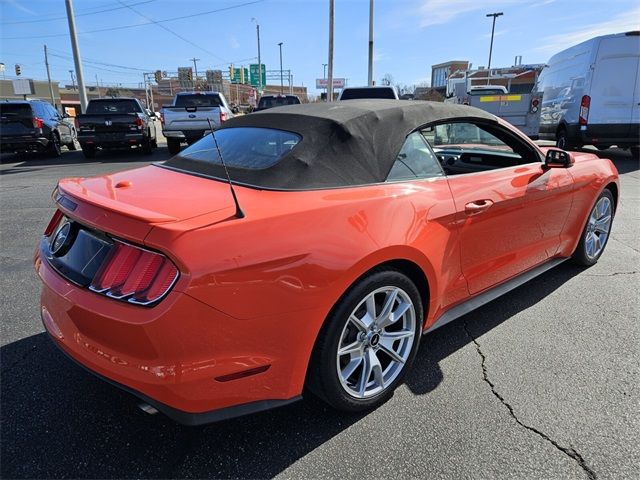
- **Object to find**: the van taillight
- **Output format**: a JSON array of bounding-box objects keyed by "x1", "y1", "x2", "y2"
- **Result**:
[
  {"x1": 32, "y1": 117, "x2": 43, "y2": 129},
  {"x1": 90, "y1": 241, "x2": 179, "y2": 305},
  {"x1": 44, "y1": 210, "x2": 64, "y2": 236},
  {"x1": 220, "y1": 111, "x2": 228, "y2": 123},
  {"x1": 579, "y1": 95, "x2": 590, "y2": 125}
]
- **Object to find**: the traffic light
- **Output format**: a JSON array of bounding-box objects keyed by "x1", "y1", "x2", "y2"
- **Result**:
[
  {"x1": 15, "y1": 64, "x2": 21, "y2": 76},
  {"x1": 154, "y1": 70, "x2": 162, "y2": 83}
]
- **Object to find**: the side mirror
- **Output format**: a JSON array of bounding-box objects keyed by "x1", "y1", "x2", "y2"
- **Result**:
[{"x1": 544, "y1": 147, "x2": 574, "y2": 168}]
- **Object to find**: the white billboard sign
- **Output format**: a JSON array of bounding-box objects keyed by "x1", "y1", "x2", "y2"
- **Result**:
[
  {"x1": 12, "y1": 79, "x2": 33, "y2": 95},
  {"x1": 316, "y1": 78, "x2": 346, "y2": 89}
]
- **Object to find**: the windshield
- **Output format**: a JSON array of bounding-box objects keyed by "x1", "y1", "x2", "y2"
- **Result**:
[
  {"x1": 86, "y1": 99, "x2": 142, "y2": 114},
  {"x1": 340, "y1": 88, "x2": 396, "y2": 100},
  {"x1": 0, "y1": 104, "x2": 32, "y2": 118},
  {"x1": 175, "y1": 127, "x2": 301, "y2": 170},
  {"x1": 468, "y1": 88, "x2": 507, "y2": 96},
  {"x1": 258, "y1": 96, "x2": 300, "y2": 109},
  {"x1": 174, "y1": 94, "x2": 222, "y2": 107}
]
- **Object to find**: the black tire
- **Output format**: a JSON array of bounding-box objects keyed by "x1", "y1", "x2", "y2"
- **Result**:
[
  {"x1": 81, "y1": 145, "x2": 96, "y2": 159},
  {"x1": 630, "y1": 146, "x2": 640, "y2": 159},
  {"x1": 67, "y1": 138, "x2": 78, "y2": 151},
  {"x1": 306, "y1": 268, "x2": 423, "y2": 412},
  {"x1": 556, "y1": 126, "x2": 579, "y2": 151},
  {"x1": 572, "y1": 189, "x2": 615, "y2": 266},
  {"x1": 141, "y1": 134, "x2": 153, "y2": 155},
  {"x1": 48, "y1": 132, "x2": 62, "y2": 158},
  {"x1": 167, "y1": 138, "x2": 181, "y2": 155}
]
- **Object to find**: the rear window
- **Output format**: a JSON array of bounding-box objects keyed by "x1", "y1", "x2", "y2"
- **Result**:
[
  {"x1": 468, "y1": 89, "x2": 507, "y2": 96},
  {"x1": 86, "y1": 99, "x2": 142, "y2": 114},
  {"x1": 175, "y1": 127, "x2": 300, "y2": 170},
  {"x1": 258, "y1": 96, "x2": 301, "y2": 109},
  {"x1": 0, "y1": 103, "x2": 33, "y2": 118},
  {"x1": 174, "y1": 94, "x2": 222, "y2": 108},
  {"x1": 340, "y1": 88, "x2": 396, "y2": 100}
]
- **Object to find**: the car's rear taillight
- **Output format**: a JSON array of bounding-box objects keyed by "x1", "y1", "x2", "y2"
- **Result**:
[
  {"x1": 530, "y1": 97, "x2": 540, "y2": 113},
  {"x1": 220, "y1": 111, "x2": 228, "y2": 123},
  {"x1": 32, "y1": 117, "x2": 43, "y2": 129},
  {"x1": 579, "y1": 95, "x2": 590, "y2": 125},
  {"x1": 135, "y1": 117, "x2": 144, "y2": 128},
  {"x1": 74, "y1": 118, "x2": 80, "y2": 129},
  {"x1": 90, "y1": 241, "x2": 179, "y2": 305},
  {"x1": 160, "y1": 112, "x2": 165, "y2": 125},
  {"x1": 44, "y1": 209, "x2": 64, "y2": 236}
]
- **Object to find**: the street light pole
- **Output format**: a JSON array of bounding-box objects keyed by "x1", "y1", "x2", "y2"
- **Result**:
[
  {"x1": 190, "y1": 57, "x2": 200, "y2": 85},
  {"x1": 252, "y1": 18, "x2": 262, "y2": 93},
  {"x1": 486, "y1": 12, "x2": 503, "y2": 82},
  {"x1": 43, "y1": 45, "x2": 56, "y2": 108},
  {"x1": 327, "y1": 0, "x2": 335, "y2": 102},
  {"x1": 367, "y1": 0, "x2": 374, "y2": 86},
  {"x1": 278, "y1": 42, "x2": 284, "y2": 94},
  {"x1": 65, "y1": 0, "x2": 88, "y2": 113},
  {"x1": 322, "y1": 63, "x2": 327, "y2": 100}
]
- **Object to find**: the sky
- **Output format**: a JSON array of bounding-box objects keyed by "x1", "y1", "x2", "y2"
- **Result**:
[{"x1": 1, "y1": 0, "x2": 639, "y2": 96}]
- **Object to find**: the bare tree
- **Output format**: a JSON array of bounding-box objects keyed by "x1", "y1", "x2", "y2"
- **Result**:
[{"x1": 380, "y1": 73, "x2": 394, "y2": 86}]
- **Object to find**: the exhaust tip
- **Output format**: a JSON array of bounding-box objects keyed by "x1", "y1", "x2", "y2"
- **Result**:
[{"x1": 138, "y1": 403, "x2": 159, "y2": 415}]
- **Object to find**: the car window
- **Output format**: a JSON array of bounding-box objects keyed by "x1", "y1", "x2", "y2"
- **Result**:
[
  {"x1": 258, "y1": 96, "x2": 300, "y2": 109},
  {"x1": 0, "y1": 103, "x2": 33, "y2": 118},
  {"x1": 174, "y1": 94, "x2": 222, "y2": 108},
  {"x1": 421, "y1": 122, "x2": 538, "y2": 175},
  {"x1": 387, "y1": 132, "x2": 444, "y2": 181},
  {"x1": 176, "y1": 127, "x2": 301, "y2": 170},
  {"x1": 86, "y1": 100, "x2": 142, "y2": 114},
  {"x1": 340, "y1": 88, "x2": 396, "y2": 100}
]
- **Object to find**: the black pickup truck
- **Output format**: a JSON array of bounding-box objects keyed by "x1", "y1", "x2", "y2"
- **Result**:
[{"x1": 75, "y1": 98, "x2": 157, "y2": 158}]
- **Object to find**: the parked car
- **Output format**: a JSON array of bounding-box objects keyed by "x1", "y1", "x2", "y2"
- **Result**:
[
  {"x1": 536, "y1": 31, "x2": 640, "y2": 155},
  {"x1": 0, "y1": 99, "x2": 77, "y2": 157},
  {"x1": 36, "y1": 100, "x2": 618, "y2": 425},
  {"x1": 338, "y1": 85, "x2": 399, "y2": 100},
  {"x1": 254, "y1": 94, "x2": 301, "y2": 111},
  {"x1": 161, "y1": 92, "x2": 234, "y2": 155},
  {"x1": 75, "y1": 97, "x2": 157, "y2": 159}
]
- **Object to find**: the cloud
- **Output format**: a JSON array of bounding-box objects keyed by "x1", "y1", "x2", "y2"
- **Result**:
[
  {"x1": 480, "y1": 29, "x2": 509, "y2": 40},
  {"x1": 528, "y1": 0, "x2": 556, "y2": 7},
  {"x1": 6, "y1": 0, "x2": 36, "y2": 15},
  {"x1": 532, "y1": 6, "x2": 640, "y2": 55},
  {"x1": 416, "y1": 0, "x2": 517, "y2": 27}
]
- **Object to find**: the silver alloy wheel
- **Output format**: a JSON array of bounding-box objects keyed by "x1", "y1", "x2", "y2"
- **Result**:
[
  {"x1": 336, "y1": 286, "x2": 416, "y2": 399},
  {"x1": 585, "y1": 196, "x2": 612, "y2": 260}
]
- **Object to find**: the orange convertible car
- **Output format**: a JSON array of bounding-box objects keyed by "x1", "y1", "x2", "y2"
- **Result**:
[{"x1": 36, "y1": 100, "x2": 619, "y2": 425}]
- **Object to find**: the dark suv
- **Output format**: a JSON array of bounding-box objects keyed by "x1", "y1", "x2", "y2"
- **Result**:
[
  {"x1": 254, "y1": 95, "x2": 301, "y2": 112},
  {"x1": 0, "y1": 100, "x2": 77, "y2": 157}
]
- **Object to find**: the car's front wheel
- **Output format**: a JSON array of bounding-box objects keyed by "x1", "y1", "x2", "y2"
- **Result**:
[
  {"x1": 167, "y1": 138, "x2": 181, "y2": 155},
  {"x1": 573, "y1": 189, "x2": 615, "y2": 266},
  {"x1": 307, "y1": 269, "x2": 423, "y2": 412}
]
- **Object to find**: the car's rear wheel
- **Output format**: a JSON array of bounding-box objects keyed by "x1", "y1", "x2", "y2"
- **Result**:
[
  {"x1": 167, "y1": 138, "x2": 181, "y2": 155},
  {"x1": 141, "y1": 134, "x2": 153, "y2": 155},
  {"x1": 307, "y1": 269, "x2": 422, "y2": 412},
  {"x1": 81, "y1": 145, "x2": 96, "y2": 159},
  {"x1": 573, "y1": 189, "x2": 615, "y2": 266},
  {"x1": 48, "y1": 132, "x2": 62, "y2": 157},
  {"x1": 556, "y1": 126, "x2": 579, "y2": 151}
]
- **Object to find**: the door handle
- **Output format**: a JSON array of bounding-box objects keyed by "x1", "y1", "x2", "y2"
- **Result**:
[{"x1": 465, "y1": 199, "x2": 494, "y2": 215}]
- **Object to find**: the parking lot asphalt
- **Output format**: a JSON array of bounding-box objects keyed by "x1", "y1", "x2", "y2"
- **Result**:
[{"x1": 1, "y1": 145, "x2": 638, "y2": 479}]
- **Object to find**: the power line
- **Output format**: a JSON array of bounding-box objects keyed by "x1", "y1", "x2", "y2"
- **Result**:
[
  {"x1": 1, "y1": 0, "x2": 265, "y2": 40},
  {"x1": 0, "y1": 0, "x2": 156, "y2": 25}
]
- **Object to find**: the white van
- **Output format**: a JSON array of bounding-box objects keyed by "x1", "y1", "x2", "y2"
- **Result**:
[{"x1": 536, "y1": 31, "x2": 640, "y2": 155}]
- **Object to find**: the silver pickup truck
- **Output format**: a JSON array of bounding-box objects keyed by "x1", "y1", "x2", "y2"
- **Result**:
[{"x1": 161, "y1": 92, "x2": 234, "y2": 154}]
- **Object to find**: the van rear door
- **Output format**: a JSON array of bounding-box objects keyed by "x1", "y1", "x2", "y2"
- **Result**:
[{"x1": 589, "y1": 35, "x2": 640, "y2": 137}]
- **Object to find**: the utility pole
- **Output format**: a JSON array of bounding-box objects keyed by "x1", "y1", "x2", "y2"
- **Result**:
[
  {"x1": 486, "y1": 12, "x2": 503, "y2": 84},
  {"x1": 322, "y1": 63, "x2": 327, "y2": 100},
  {"x1": 327, "y1": 0, "x2": 335, "y2": 102},
  {"x1": 43, "y1": 45, "x2": 56, "y2": 109},
  {"x1": 190, "y1": 57, "x2": 200, "y2": 80},
  {"x1": 95, "y1": 74, "x2": 101, "y2": 98},
  {"x1": 278, "y1": 42, "x2": 284, "y2": 94},
  {"x1": 69, "y1": 70, "x2": 76, "y2": 90},
  {"x1": 367, "y1": 0, "x2": 374, "y2": 86},
  {"x1": 289, "y1": 73, "x2": 293, "y2": 94},
  {"x1": 65, "y1": 0, "x2": 88, "y2": 113},
  {"x1": 252, "y1": 18, "x2": 262, "y2": 93}
]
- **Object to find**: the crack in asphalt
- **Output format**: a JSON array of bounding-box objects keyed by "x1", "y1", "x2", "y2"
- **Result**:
[
  {"x1": 610, "y1": 237, "x2": 640, "y2": 255},
  {"x1": 584, "y1": 271, "x2": 639, "y2": 277},
  {"x1": 462, "y1": 323, "x2": 597, "y2": 480}
]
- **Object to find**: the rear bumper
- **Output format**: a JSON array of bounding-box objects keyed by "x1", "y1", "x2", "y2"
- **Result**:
[
  {"x1": 162, "y1": 130, "x2": 207, "y2": 140},
  {"x1": 35, "y1": 246, "x2": 312, "y2": 424},
  {"x1": 0, "y1": 136, "x2": 49, "y2": 152},
  {"x1": 78, "y1": 133, "x2": 146, "y2": 148}
]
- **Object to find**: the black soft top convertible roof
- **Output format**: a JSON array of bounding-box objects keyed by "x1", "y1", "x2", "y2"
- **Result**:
[{"x1": 163, "y1": 99, "x2": 498, "y2": 190}]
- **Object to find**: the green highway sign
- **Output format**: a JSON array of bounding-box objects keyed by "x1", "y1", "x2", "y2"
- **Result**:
[{"x1": 249, "y1": 64, "x2": 266, "y2": 88}]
